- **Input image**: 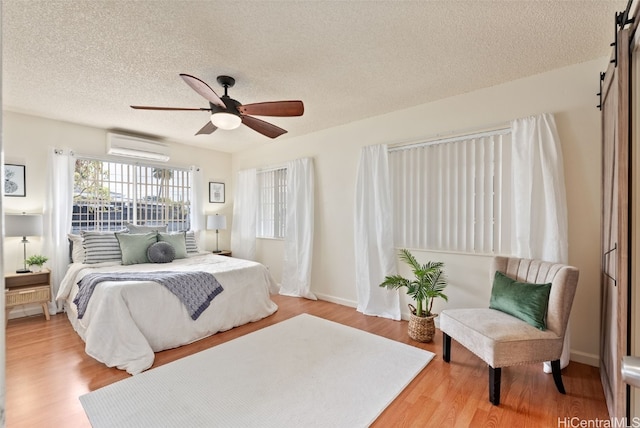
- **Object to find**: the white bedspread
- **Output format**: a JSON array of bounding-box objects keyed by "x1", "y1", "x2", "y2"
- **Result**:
[{"x1": 56, "y1": 253, "x2": 279, "y2": 375}]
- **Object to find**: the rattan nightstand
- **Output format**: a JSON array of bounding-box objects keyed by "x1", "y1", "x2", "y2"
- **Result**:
[{"x1": 5, "y1": 269, "x2": 51, "y2": 323}]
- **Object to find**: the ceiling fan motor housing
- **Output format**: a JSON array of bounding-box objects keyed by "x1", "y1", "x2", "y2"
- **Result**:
[{"x1": 220, "y1": 96, "x2": 242, "y2": 115}]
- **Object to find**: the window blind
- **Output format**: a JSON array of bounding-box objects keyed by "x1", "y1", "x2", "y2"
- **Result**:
[{"x1": 389, "y1": 130, "x2": 511, "y2": 254}]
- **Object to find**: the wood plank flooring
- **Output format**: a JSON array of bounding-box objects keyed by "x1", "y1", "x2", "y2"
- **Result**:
[{"x1": 6, "y1": 295, "x2": 609, "y2": 427}]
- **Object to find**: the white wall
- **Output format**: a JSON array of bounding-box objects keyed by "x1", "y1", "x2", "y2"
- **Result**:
[
  {"x1": 2, "y1": 57, "x2": 608, "y2": 366},
  {"x1": 2, "y1": 111, "x2": 233, "y2": 315},
  {"x1": 232, "y1": 58, "x2": 607, "y2": 367}
]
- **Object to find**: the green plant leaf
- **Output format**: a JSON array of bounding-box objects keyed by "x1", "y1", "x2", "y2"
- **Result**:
[
  {"x1": 25, "y1": 254, "x2": 48, "y2": 266},
  {"x1": 378, "y1": 249, "x2": 448, "y2": 317}
]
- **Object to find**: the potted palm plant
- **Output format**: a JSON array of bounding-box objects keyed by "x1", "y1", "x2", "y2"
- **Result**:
[{"x1": 380, "y1": 249, "x2": 448, "y2": 342}]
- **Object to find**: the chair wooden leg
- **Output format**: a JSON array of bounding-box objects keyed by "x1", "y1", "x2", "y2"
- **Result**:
[
  {"x1": 443, "y1": 333, "x2": 451, "y2": 363},
  {"x1": 489, "y1": 366, "x2": 501, "y2": 405},
  {"x1": 550, "y1": 359, "x2": 566, "y2": 394}
]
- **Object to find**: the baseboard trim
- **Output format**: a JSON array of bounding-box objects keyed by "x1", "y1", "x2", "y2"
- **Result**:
[
  {"x1": 314, "y1": 293, "x2": 415, "y2": 321},
  {"x1": 570, "y1": 350, "x2": 599, "y2": 368},
  {"x1": 314, "y1": 292, "x2": 357, "y2": 309}
]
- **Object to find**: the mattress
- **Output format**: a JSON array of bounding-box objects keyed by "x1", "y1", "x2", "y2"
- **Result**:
[{"x1": 56, "y1": 253, "x2": 279, "y2": 374}]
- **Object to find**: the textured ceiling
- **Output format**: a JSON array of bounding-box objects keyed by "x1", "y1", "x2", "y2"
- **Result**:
[{"x1": 2, "y1": 1, "x2": 627, "y2": 153}]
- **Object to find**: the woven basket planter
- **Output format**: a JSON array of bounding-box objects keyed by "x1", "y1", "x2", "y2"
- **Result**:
[{"x1": 407, "y1": 304, "x2": 436, "y2": 343}]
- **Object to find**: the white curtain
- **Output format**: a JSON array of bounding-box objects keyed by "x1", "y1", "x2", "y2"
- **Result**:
[
  {"x1": 42, "y1": 148, "x2": 75, "y2": 312},
  {"x1": 231, "y1": 168, "x2": 257, "y2": 260},
  {"x1": 354, "y1": 144, "x2": 401, "y2": 320},
  {"x1": 511, "y1": 113, "x2": 570, "y2": 371},
  {"x1": 189, "y1": 166, "x2": 205, "y2": 243},
  {"x1": 280, "y1": 158, "x2": 316, "y2": 300},
  {"x1": 511, "y1": 113, "x2": 568, "y2": 263}
]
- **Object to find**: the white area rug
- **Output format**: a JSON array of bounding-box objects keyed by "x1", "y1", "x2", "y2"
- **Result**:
[{"x1": 80, "y1": 313, "x2": 434, "y2": 427}]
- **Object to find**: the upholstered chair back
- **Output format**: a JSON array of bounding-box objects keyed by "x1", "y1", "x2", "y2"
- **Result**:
[{"x1": 492, "y1": 257, "x2": 579, "y2": 339}]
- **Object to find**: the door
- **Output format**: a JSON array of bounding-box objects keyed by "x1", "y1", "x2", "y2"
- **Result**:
[{"x1": 601, "y1": 28, "x2": 631, "y2": 420}]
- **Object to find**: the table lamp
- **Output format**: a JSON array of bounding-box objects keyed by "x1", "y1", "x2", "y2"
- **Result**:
[
  {"x1": 207, "y1": 214, "x2": 227, "y2": 253},
  {"x1": 5, "y1": 212, "x2": 43, "y2": 273}
]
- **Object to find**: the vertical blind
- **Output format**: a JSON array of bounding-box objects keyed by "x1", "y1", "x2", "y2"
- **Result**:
[
  {"x1": 389, "y1": 130, "x2": 512, "y2": 254},
  {"x1": 257, "y1": 167, "x2": 287, "y2": 238}
]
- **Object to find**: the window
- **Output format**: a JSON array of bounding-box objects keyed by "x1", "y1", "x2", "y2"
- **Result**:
[
  {"x1": 72, "y1": 158, "x2": 192, "y2": 233},
  {"x1": 389, "y1": 130, "x2": 512, "y2": 254},
  {"x1": 257, "y1": 167, "x2": 287, "y2": 238}
]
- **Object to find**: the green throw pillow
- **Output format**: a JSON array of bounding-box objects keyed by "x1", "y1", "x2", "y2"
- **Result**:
[
  {"x1": 489, "y1": 271, "x2": 552, "y2": 330},
  {"x1": 116, "y1": 232, "x2": 158, "y2": 265},
  {"x1": 157, "y1": 232, "x2": 188, "y2": 259}
]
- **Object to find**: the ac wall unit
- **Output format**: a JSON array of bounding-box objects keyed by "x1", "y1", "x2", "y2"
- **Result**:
[{"x1": 107, "y1": 133, "x2": 170, "y2": 162}]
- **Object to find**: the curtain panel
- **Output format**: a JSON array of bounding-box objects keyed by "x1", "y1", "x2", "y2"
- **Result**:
[
  {"x1": 189, "y1": 166, "x2": 205, "y2": 244},
  {"x1": 231, "y1": 168, "x2": 258, "y2": 260},
  {"x1": 280, "y1": 158, "x2": 316, "y2": 299},
  {"x1": 42, "y1": 148, "x2": 75, "y2": 312},
  {"x1": 511, "y1": 113, "x2": 569, "y2": 264},
  {"x1": 511, "y1": 113, "x2": 570, "y2": 371},
  {"x1": 354, "y1": 144, "x2": 401, "y2": 320}
]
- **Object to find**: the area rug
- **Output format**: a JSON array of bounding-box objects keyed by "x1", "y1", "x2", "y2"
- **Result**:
[{"x1": 80, "y1": 313, "x2": 434, "y2": 427}]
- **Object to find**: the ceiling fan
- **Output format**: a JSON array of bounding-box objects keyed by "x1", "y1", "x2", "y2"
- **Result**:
[{"x1": 131, "y1": 74, "x2": 304, "y2": 139}]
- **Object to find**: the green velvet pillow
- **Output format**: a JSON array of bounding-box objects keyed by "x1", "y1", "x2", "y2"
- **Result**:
[
  {"x1": 116, "y1": 232, "x2": 158, "y2": 265},
  {"x1": 157, "y1": 232, "x2": 188, "y2": 259},
  {"x1": 489, "y1": 271, "x2": 552, "y2": 330}
]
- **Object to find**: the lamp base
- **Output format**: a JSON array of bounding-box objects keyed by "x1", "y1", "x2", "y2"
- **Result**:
[
  {"x1": 212, "y1": 250, "x2": 222, "y2": 254},
  {"x1": 15, "y1": 268, "x2": 31, "y2": 274}
]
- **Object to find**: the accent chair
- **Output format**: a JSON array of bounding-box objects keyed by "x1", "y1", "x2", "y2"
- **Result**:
[{"x1": 439, "y1": 256, "x2": 579, "y2": 405}]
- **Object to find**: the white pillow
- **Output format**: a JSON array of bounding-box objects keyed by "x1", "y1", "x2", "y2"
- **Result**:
[{"x1": 67, "y1": 234, "x2": 85, "y2": 263}]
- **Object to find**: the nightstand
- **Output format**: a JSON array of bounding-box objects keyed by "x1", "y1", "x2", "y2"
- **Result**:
[
  {"x1": 5, "y1": 269, "x2": 51, "y2": 323},
  {"x1": 214, "y1": 250, "x2": 232, "y2": 257}
]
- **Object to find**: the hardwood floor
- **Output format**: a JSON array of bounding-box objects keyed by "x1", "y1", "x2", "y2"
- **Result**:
[{"x1": 6, "y1": 295, "x2": 609, "y2": 427}]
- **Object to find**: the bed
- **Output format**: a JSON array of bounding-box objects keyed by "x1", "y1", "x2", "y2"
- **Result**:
[{"x1": 56, "y1": 252, "x2": 279, "y2": 375}]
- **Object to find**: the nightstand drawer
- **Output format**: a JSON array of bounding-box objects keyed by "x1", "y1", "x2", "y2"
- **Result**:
[
  {"x1": 6, "y1": 285, "x2": 51, "y2": 307},
  {"x1": 5, "y1": 269, "x2": 50, "y2": 289}
]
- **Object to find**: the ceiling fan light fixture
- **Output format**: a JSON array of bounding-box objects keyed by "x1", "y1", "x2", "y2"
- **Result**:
[{"x1": 210, "y1": 112, "x2": 241, "y2": 130}]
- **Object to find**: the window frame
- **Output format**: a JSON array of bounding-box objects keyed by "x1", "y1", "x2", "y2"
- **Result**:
[
  {"x1": 256, "y1": 167, "x2": 288, "y2": 239},
  {"x1": 72, "y1": 157, "x2": 193, "y2": 233}
]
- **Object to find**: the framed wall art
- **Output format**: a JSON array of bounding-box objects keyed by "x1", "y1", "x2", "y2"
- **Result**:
[
  {"x1": 4, "y1": 164, "x2": 26, "y2": 197},
  {"x1": 209, "y1": 182, "x2": 225, "y2": 203}
]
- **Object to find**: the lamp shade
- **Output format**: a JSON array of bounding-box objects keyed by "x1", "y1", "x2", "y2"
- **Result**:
[
  {"x1": 207, "y1": 214, "x2": 227, "y2": 230},
  {"x1": 210, "y1": 112, "x2": 241, "y2": 130},
  {"x1": 5, "y1": 213, "x2": 43, "y2": 237}
]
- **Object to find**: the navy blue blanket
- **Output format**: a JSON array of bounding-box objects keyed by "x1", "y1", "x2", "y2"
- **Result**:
[{"x1": 74, "y1": 271, "x2": 224, "y2": 320}]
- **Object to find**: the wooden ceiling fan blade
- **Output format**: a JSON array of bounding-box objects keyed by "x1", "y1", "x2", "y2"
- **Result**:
[
  {"x1": 130, "y1": 105, "x2": 210, "y2": 111},
  {"x1": 179, "y1": 74, "x2": 226, "y2": 108},
  {"x1": 241, "y1": 115, "x2": 287, "y2": 139},
  {"x1": 238, "y1": 101, "x2": 304, "y2": 117},
  {"x1": 195, "y1": 121, "x2": 217, "y2": 135}
]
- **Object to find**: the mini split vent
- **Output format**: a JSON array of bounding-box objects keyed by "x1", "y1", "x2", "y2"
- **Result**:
[{"x1": 106, "y1": 133, "x2": 170, "y2": 162}]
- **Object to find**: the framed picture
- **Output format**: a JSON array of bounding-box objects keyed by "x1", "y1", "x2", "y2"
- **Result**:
[
  {"x1": 209, "y1": 182, "x2": 225, "y2": 203},
  {"x1": 4, "y1": 164, "x2": 26, "y2": 197}
]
